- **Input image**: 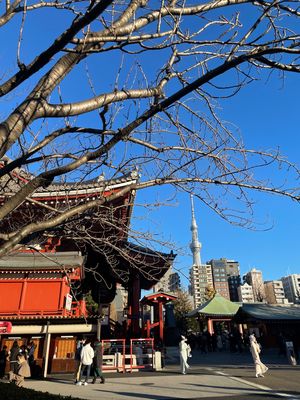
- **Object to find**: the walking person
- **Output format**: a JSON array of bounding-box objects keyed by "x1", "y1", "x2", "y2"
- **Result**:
[
  {"x1": 8, "y1": 353, "x2": 31, "y2": 387},
  {"x1": 179, "y1": 335, "x2": 191, "y2": 375},
  {"x1": 76, "y1": 338, "x2": 94, "y2": 386},
  {"x1": 92, "y1": 340, "x2": 105, "y2": 384},
  {"x1": 74, "y1": 338, "x2": 85, "y2": 384},
  {"x1": 8, "y1": 341, "x2": 20, "y2": 374},
  {"x1": 249, "y1": 334, "x2": 268, "y2": 378},
  {"x1": 0, "y1": 345, "x2": 8, "y2": 378}
]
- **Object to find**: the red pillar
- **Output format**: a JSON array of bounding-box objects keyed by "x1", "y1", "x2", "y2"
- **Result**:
[
  {"x1": 158, "y1": 301, "x2": 164, "y2": 342},
  {"x1": 128, "y1": 274, "x2": 141, "y2": 336},
  {"x1": 207, "y1": 318, "x2": 214, "y2": 334},
  {"x1": 146, "y1": 319, "x2": 151, "y2": 338}
]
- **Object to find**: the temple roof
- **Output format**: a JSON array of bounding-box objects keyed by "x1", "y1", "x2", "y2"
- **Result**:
[
  {"x1": 187, "y1": 293, "x2": 240, "y2": 317},
  {"x1": 0, "y1": 161, "x2": 138, "y2": 246},
  {"x1": 235, "y1": 303, "x2": 300, "y2": 322},
  {"x1": 141, "y1": 291, "x2": 177, "y2": 304},
  {"x1": 0, "y1": 157, "x2": 139, "y2": 199},
  {"x1": 122, "y1": 243, "x2": 176, "y2": 290},
  {"x1": 0, "y1": 251, "x2": 85, "y2": 271},
  {"x1": 0, "y1": 159, "x2": 174, "y2": 296},
  {"x1": 33, "y1": 172, "x2": 139, "y2": 199}
]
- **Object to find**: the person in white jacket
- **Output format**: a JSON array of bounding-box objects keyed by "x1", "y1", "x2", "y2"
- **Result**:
[
  {"x1": 249, "y1": 334, "x2": 268, "y2": 378},
  {"x1": 77, "y1": 339, "x2": 95, "y2": 386},
  {"x1": 179, "y1": 335, "x2": 191, "y2": 375}
]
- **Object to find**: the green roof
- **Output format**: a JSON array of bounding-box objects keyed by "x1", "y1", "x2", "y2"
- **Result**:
[{"x1": 187, "y1": 293, "x2": 240, "y2": 317}]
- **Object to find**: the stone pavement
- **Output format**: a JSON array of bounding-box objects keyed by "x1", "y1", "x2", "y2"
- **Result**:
[
  {"x1": 21, "y1": 369, "x2": 279, "y2": 400},
  {"x1": 19, "y1": 349, "x2": 300, "y2": 400}
]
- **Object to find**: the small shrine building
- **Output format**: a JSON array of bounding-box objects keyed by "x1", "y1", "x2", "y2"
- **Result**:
[
  {"x1": 187, "y1": 293, "x2": 240, "y2": 334},
  {"x1": 141, "y1": 291, "x2": 177, "y2": 343}
]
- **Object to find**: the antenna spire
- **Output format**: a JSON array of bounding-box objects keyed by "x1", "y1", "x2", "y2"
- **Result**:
[{"x1": 190, "y1": 195, "x2": 202, "y2": 266}]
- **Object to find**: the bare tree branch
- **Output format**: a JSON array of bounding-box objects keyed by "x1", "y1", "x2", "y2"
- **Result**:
[{"x1": 0, "y1": 0, "x2": 299, "y2": 260}]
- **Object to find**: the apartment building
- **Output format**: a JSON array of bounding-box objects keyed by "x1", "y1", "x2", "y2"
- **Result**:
[
  {"x1": 281, "y1": 274, "x2": 300, "y2": 304},
  {"x1": 237, "y1": 282, "x2": 254, "y2": 303},
  {"x1": 206, "y1": 258, "x2": 241, "y2": 301},
  {"x1": 206, "y1": 259, "x2": 230, "y2": 300},
  {"x1": 264, "y1": 280, "x2": 289, "y2": 304},
  {"x1": 154, "y1": 269, "x2": 181, "y2": 293},
  {"x1": 244, "y1": 268, "x2": 266, "y2": 302},
  {"x1": 190, "y1": 263, "x2": 213, "y2": 307}
]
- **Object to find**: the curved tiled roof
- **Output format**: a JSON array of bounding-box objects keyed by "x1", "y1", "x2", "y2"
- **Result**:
[
  {"x1": 236, "y1": 303, "x2": 300, "y2": 321},
  {"x1": 187, "y1": 293, "x2": 240, "y2": 317},
  {"x1": 0, "y1": 251, "x2": 85, "y2": 270},
  {"x1": 141, "y1": 291, "x2": 177, "y2": 304},
  {"x1": 0, "y1": 158, "x2": 139, "y2": 199},
  {"x1": 121, "y1": 242, "x2": 176, "y2": 290},
  {"x1": 33, "y1": 171, "x2": 139, "y2": 198}
]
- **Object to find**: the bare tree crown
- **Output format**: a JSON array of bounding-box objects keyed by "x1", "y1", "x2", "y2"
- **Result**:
[{"x1": 0, "y1": 0, "x2": 299, "y2": 255}]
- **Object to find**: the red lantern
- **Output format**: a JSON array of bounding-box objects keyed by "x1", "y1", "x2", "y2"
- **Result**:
[{"x1": 0, "y1": 321, "x2": 12, "y2": 333}]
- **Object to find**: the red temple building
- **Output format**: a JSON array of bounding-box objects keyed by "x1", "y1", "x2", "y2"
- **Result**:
[{"x1": 0, "y1": 162, "x2": 175, "y2": 375}]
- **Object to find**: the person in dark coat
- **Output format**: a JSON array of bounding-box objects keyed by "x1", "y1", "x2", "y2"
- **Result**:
[
  {"x1": 9, "y1": 341, "x2": 20, "y2": 374},
  {"x1": 92, "y1": 340, "x2": 105, "y2": 384},
  {"x1": 27, "y1": 341, "x2": 36, "y2": 366},
  {"x1": 198, "y1": 333, "x2": 207, "y2": 354},
  {"x1": 74, "y1": 338, "x2": 85, "y2": 384},
  {"x1": 8, "y1": 354, "x2": 31, "y2": 387},
  {"x1": 20, "y1": 345, "x2": 28, "y2": 359},
  {"x1": 0, "y1": 345, "x2": 8, "y2": 378}
]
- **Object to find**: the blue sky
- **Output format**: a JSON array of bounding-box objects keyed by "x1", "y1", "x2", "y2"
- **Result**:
[
  {"x1": 1, "y1": 3, "x2": 299, "y2": 289},
  {"x1": 133, "y1": 73, "x2": 300, "y2": 289}
]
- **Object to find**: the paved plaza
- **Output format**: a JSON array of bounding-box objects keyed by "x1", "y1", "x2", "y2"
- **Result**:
[
  {"x1": 21, "y1": 370, "x2": 279, "y2": 400},
  {"x1": 16, "y1": 350, "x2": 300, "y2": 400}
]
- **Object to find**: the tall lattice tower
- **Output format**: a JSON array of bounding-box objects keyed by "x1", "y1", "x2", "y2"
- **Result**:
[{"x1": 189, "y1": 196, "x2": 212, "y2": 307}]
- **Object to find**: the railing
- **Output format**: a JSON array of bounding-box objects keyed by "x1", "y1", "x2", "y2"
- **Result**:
[
  {"x1": 102, "y1": 339, "x2": 126, "y2": 373},
  {"x1": 129, "y1": 338, "x2": 154, "y2": 372},
  {"x1": 100, "y1": 338, "x2": 155, "y2": 373}
]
